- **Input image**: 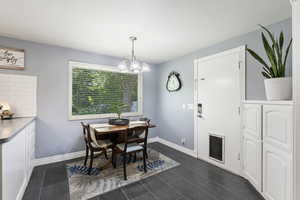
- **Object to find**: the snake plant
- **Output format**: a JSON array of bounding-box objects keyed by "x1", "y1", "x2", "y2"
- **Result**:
[{"x1": 247, "y1": 25, "x2": 292, "y2": 79}]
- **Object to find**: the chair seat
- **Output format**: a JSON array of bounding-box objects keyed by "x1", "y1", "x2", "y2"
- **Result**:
[
  {"x1": 91, "y1": 139, "x2": 112, "y2": 149},
  {"x1": 117, "y1": 143, "x2": 144, "y2": 153}
]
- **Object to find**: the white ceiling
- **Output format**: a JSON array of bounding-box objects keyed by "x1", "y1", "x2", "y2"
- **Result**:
[{"x1": 0, "y1": 0, "x2": 291, "y2": 64}]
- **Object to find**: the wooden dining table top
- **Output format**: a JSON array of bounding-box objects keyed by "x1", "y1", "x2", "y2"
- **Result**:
[{"x1": 90, "y1": 121, "x2": 156, "y2": 135}]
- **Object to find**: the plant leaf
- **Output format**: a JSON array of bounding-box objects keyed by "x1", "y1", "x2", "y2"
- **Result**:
[
  {"x1": 262, "y1": 72, "x2": 271, "y2": 79},
  {"x1": 259, "y1": 24, "x2": 276, "y2": 44},
  {"x1": 263, "y1": 67, "x2": 273, "y2": 77},
  {"x1": 246, "y1": 48, "x2": 269, "y2": 68},
  {"x1": 262, "y1": 32, "x2": 278, "y2": 77},
  {"x1": 279, "y1": 31, "x2": 284, "y2": 51},
  {"x1": 260, "y1": 25, "x2": 283, "y2": 76},
  {"x1": 283, "y1": 38, "x2": 292, "y2": 72}
]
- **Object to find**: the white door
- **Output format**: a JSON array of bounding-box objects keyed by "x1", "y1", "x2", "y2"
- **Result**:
[
  {"x1": 263, "y1": 143, "x2": 292, "y2": 200},
  {"x1": 195, "y1": 47, "x2": 245, "y2": 175},
  {"x1": 242, "y1": 104, "x2": 262, "y2": 192}
]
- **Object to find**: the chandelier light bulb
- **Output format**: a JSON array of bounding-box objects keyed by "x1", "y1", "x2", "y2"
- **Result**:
[
  {"x1": 118, "y1": 36, "x2": 150, "y2": 73},
  {"x1": 142, "y1": 62, "x2": 150, "y2": 72}
]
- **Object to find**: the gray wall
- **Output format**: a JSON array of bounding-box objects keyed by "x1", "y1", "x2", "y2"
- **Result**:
[
  {"x1": 0, "y1": 37, "x2": 158, "y2": 158},
  {"x1": 156, "y1": 18, "x2": 292, "y2": 150}
]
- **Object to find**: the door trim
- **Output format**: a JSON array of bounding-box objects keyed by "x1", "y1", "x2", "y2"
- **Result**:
[{"x1": 193, "y1": 45, "x2": 246, "y2": 165}]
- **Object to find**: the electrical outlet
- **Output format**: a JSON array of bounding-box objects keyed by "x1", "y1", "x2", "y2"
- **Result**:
[
  {"x1": 187, "y1": 104, "x2": 194, "y2": 110},
  {"x1": 181, "y1": 138, "x2": 186, "y2": 145}
]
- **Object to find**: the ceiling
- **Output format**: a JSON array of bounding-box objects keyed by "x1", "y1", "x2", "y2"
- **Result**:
[{"x1": 0, "y1": 0, "x2": 291, "y2": 64}]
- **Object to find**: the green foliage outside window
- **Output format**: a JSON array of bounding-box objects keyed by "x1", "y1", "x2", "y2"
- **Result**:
[{"x1": 72, "y1": 67, "x2": 138, "y2": 116}]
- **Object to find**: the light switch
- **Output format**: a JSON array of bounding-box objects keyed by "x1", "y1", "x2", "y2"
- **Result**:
[{"x1": 182, "y1": 104, "x2": 186, "y2": 110}]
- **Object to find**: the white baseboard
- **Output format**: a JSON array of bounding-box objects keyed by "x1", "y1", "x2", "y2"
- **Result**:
[
  {"x1": 33, "y1": 150, "x2": 86, "y2": 166},
  {"x1": 32, "y1": 136, "x2": 195, "y2": 167},
  {"x1": 156, "y1": 137, "x2": 197, "y2": 158},
  {"x1": 33, "y1": 136, "x2": 160, "y2": 167},
  {"x1": 148, "y1": 136, "x2": 160, "y2": 143}
]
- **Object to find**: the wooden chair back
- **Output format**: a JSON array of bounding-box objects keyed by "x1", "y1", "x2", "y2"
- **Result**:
[
  {"x1": 80, "y1": 122, "x2": 95, "y2": 149},
  {"x1": 80, "y1": 122, "x2": 89, "y2": 145},
  {"x1": 122, "y1": 125, "x2": 149, "y2": 152}
]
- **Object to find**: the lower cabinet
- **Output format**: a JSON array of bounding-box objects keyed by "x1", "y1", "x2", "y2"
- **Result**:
[
  {"x1": 242, "y1": 134, "x2": 262, "y2": 192},
  {"x1": 263, "y1": 143, "x2": 292, "y2": 200},
  {"x1": 0, "y1": 120, "x2": 36, "y2": 200},
  {"x1": 242, "y1": 102, "x2": 294, "y2": 200}
]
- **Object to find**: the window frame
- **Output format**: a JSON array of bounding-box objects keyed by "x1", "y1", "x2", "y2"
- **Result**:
[{"x1": 68, "y1": 61, "x2": 143, "y2": 120}]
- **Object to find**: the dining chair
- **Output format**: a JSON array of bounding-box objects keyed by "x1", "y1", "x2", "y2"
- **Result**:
[
  {"x1": 81, "y1": 122, "x2": 113, "y2": 175},
  {"x1": 130, "y1": 120, "x2": 150, "y2": 159},
  {"x1": 113, "y1": 125, "x2": 149, "y2": 180},
  {"x1": 80, "y1": 122, "x2": 90, "y2": 166}
]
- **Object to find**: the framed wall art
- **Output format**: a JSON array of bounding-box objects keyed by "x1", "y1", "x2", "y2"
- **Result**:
[{"x1": 0, "y1": 47, "x2": 25, "y2": 70}]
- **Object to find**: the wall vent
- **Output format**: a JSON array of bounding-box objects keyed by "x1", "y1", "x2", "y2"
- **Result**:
[{"x1": 209, "y1": 134, "x2": 225, "y2": 164}]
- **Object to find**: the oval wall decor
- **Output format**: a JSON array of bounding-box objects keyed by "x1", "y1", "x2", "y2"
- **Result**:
[{"x1": 166, "y1": 71, "x2": 182, "y2": 92}]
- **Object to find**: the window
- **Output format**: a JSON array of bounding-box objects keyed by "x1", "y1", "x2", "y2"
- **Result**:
[{"x1": 69, "y1": 61, "x2": 142, "y2": 120}]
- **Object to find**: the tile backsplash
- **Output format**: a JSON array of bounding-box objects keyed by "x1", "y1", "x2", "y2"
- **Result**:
[{"x1": 0, "y1": 73, "x2": 37, "y2": 117}]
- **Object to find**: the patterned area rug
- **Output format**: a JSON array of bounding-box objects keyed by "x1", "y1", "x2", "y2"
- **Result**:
[{"x1": 66, "y1": 148, "x2": 180, "y2": 200}]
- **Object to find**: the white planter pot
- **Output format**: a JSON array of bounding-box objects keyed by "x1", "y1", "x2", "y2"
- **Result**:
[{"x1": 264, "y1": 77, "x2": 292, "y2": 100}]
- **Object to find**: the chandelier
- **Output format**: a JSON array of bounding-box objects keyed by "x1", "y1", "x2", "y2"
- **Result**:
[{"x1": 118, "y1": 36, "x2": 150, "y2": 73}]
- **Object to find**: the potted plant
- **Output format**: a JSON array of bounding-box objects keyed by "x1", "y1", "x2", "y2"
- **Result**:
[
  {"x1": 247, "y1": 25, "x2": 292, "y2": 100},
  {"x1": 108, "y1": 102, "x2": 130, "y2": 126}
]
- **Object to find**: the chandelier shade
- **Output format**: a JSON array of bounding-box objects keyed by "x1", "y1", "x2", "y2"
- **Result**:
[{"x1": 118, "y1": 36, "x2": 150, "y2": 73}]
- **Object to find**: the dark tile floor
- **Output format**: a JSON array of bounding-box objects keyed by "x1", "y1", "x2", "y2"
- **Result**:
[{"x1": 23, "y1": 143, "x2": 264, "y2": 200}]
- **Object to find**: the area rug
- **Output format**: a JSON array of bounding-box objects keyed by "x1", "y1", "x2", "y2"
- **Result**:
[{"x1": 66, "y1": 148, "x2": 180, "y2": 200}]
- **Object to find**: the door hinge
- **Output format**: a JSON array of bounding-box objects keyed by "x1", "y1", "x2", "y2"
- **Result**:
[
  {"x1": 238, "y1": 153, "x2": 241, "y2": 160},
  {"x1": 238, "y1": 107, "x2": 241, "y2": 115},
  {"x1": 238, "y1": 61, "x2": 242, "y2": 69}
]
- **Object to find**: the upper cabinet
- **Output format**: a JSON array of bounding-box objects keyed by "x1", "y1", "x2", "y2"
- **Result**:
[
  {"x1": 242, "y1": 104, "x2": 262, "y2": 140},
  {"x1": 263, "y1": 105, "x2": 293, "y2": 152}
]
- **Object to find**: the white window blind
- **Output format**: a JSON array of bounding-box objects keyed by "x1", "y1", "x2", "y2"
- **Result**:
[{"x1": 69, "y1": 62, "x2": 142, "y2": 120}]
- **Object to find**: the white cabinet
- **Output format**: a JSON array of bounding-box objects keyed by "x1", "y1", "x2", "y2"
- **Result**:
[
  {"x1": 242, "y1": 135, "x2": 262, "y2": 191},
  {"x1": 242, "y1": 101, "x2": 294, "y2": 200},
  {"x1": 0, "y1": 120, "x2": 36, "y2": 200},
  {"x1": 263, "y1": 143, "x2": 292, "y2": 200},
  {"x1": 263, "y1": 105, "x2": 293, "y2": 152},
  {"x1": 242, "y1": 104, "x2": 262, "y2": 191},
  {"x1": 25, "y1": 121, "x2": 36, "y2": 180}
]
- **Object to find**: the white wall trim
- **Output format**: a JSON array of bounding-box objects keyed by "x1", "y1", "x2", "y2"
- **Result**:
[
  {"x1": 292, "y1": 1, "x2": 299, "y2": 200},
  {"x1": 33, "y1": 150, "x2": 86, "y2": 166},
  {"x1": 33, "y1": 137, "x2": 160, "y2": 166},
  {"x1": 148, "y1": 136, "x2": 160, "y2": 143},
  {"x1": 32, "y1": 136, "x2": 195, "y2": 167},
  {"x1": 156, "y1": 137, "x2": 197, "y2": 158}
]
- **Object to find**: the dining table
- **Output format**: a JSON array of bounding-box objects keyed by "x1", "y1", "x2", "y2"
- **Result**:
[
  {"x1": 89, "y1": 120, "x2": 156, "y2": 169},
  {"x1": 90, "y1": 121, "x2": 156, "y2": 135}
]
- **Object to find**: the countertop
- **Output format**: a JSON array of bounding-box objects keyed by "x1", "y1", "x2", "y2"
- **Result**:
[{"x1": 0, "y1": 117, "x2": 36, "y2": 144}]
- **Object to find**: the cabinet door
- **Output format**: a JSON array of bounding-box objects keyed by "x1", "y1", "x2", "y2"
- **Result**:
[
  {"x1": 242, "y1": 134, "x2": 262, "y2": 192},
  {"x1": 263, "y1": 105, "x2": 293, "y2": 152},
  {"x1": 25, "y1": 121, "x2": 35, "y2": 180},
  {"x1": 2, "y1": 128, "x2": 27, "y2": 200},
  {"x1": 263, "y1": 143, "x2": 292, "y2": 200},
  {"x1": 242, "y1": 104, "x2": 262, "y2": 140}
]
